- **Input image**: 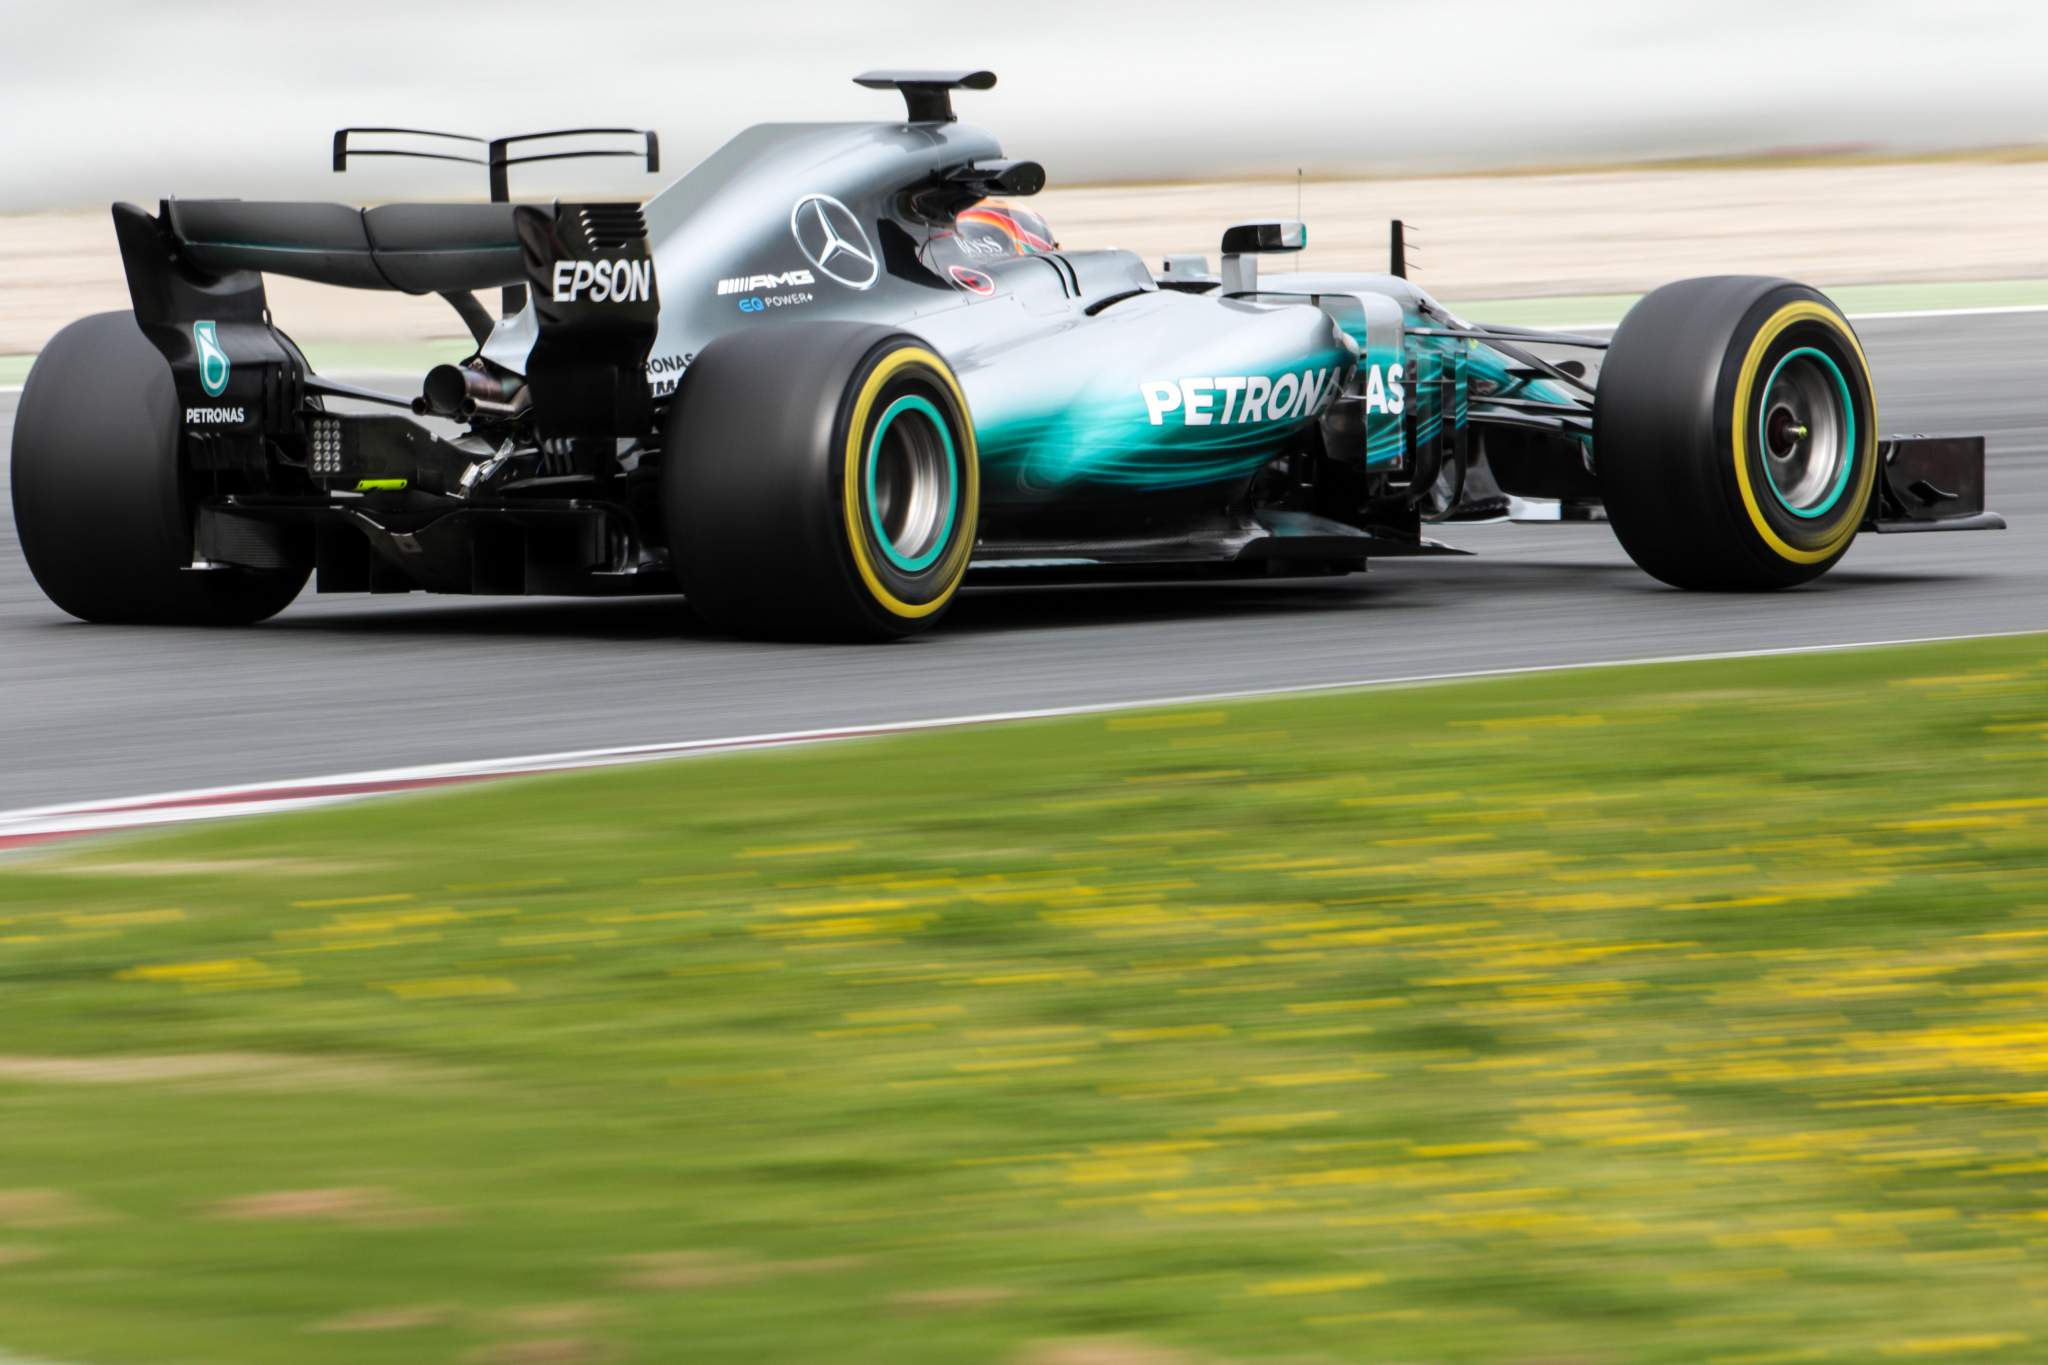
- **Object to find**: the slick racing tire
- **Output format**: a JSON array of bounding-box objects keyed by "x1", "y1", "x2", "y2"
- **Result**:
[
  {"x1": 662, "y1": 325, "x2": 979, "y2": 641},
  {"x1": 11, "y1": 311, "x2": 310, "y2": 625},
  {"x1": 1594, "y1": 277, "x2": 1878, "y2": 590}
]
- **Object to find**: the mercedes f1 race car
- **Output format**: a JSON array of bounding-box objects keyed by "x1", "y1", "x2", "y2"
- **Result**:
[{"x1": 10, "y1": 70, "x2": 2004, "y2": 640}]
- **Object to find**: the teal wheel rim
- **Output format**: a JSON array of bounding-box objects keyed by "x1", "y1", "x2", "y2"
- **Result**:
[
  {"x1": 1757, "y1": 346, "x2": 1856, "y2": 519},
  {"x1": 865, "y1": 394, "x2": 959, "y2": 573}
]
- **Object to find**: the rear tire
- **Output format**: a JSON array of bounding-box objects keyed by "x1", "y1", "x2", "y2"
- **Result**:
[
  {"x1": 10, "y1": 311, "x2": 309, "y2": 624},
  {"x1": 661, "y1": 325, "x2": 979, "y2": 641},
  {"x1": 1595, "y1": 276, "x2": 1878, "y2": 590}
]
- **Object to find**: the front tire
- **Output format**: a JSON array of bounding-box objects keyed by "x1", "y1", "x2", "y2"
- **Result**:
[
  {"x1": 11, "y1": 311, "x2": 309, "y2": 624},
  {"x1": 1595, "y1": 276, "x2": 1878, "y2": 590},
  {"x1": 661, "y1": 325, "x2": 979, "y2": 641}
]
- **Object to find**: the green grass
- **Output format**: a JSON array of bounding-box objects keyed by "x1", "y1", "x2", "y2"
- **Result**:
[{"x1": 3, "y1": 636, "x2": 2048, "y2": 1364}]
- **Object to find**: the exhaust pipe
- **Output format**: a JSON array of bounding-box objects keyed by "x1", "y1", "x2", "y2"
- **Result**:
[
  {"x1": 459, "y1": 395, "x2": 526, "y2": 421},
  {"x1": 414, "y1": 364, "x2": 524, "y2": 418}
]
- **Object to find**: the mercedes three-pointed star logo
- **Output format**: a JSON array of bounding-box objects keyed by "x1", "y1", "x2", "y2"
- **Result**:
[{"x1": 790, "y1": 193, "x2": 879, "y2": 291}]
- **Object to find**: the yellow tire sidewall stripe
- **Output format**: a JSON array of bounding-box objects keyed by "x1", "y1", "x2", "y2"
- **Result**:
[
  {"x1": 841, "y1": 345, "x2": 979, "y2": 620},
  {"x1": 1730, "y1": 300, "x2": 1876, "y2": 565}
]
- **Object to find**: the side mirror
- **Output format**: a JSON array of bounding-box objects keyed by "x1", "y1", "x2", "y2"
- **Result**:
[
  {"x1": 912, "y1": 159, "x2": 1048, "y2": 222},
  {"x1": 962, "y1": 160, "x2": 1046, "y2": 197},
  {"x1": 1220, "y1": 220, "x2": 1307, "y2": 255},
  {"x1": 1219, "y1": 220, "x2": 1306, "y2": 293}
]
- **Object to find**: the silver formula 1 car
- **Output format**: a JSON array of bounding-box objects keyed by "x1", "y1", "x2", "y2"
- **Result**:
[{"x1": 9, "y1": 70, "x2": 2002, "y2": 640}]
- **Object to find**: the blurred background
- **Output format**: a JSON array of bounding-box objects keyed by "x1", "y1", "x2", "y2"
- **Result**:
[
  {"x1": 12, "y1": 0, "x2": 2048, "y2": 200},
  {"x1": 10, "y1": 0, "x2": 2048, "y2": 353}
]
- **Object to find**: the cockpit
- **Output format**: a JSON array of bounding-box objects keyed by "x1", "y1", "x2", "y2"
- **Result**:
[{"x1": 918, "y1": 201, "x2": 1059, "y2": 294}]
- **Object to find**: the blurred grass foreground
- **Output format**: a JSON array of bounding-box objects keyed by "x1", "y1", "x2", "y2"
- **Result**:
[{"x1": 3, "y1": 636, "x2": 2047, "y2": 1364}]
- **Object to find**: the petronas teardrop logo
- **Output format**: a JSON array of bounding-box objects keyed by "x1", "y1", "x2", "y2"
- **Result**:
[{"x1": 193, "y1": 320, "x2": 230, "y2": 397}]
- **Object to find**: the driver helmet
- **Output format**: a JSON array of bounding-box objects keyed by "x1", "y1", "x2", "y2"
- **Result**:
[{"x1": 954, "y1": 202, "x2": 1057, "y2": 257}]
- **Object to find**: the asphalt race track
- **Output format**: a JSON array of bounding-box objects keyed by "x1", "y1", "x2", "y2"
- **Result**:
[{"x1": 1, "y1": 311, "x2": 2042, "y2": 810}]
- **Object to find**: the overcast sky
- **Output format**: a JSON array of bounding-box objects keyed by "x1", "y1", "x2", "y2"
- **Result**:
[{"x1": 4, "y1": 0, "x2": 2046, "y2": 209}]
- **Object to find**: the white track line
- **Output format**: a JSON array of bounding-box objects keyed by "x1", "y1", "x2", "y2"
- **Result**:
[
  {"x1": 1849, "y1": 302, "x2": 2048, "y2": 322},
  {"x1": 2, "y1": 628, "x2": 2040, "y2": 849}
]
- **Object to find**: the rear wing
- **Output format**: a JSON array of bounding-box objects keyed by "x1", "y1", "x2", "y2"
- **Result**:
[{"x1": 112, "y1": 194, "x2": 658, "y2": 439}]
